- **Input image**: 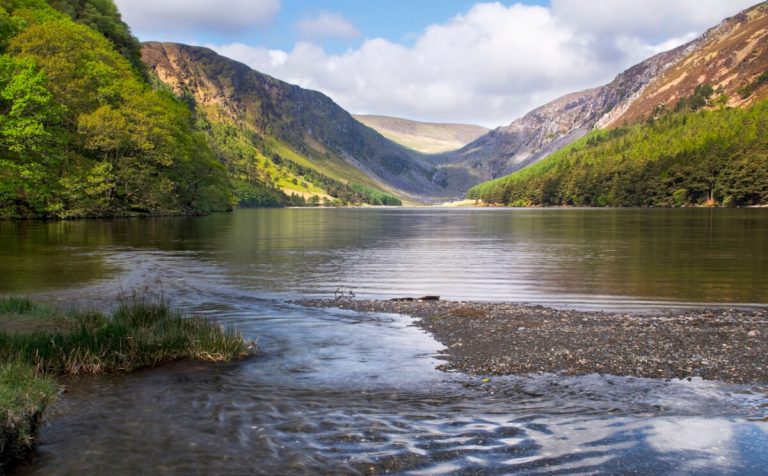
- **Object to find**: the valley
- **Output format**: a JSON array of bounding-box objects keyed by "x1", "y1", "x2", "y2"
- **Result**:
[{"x1": 2, "y1": 1, "x2": 768, "y2": 474}]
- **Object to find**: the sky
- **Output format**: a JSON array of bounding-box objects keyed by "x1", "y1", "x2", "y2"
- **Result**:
[{"x1": 114, "y1": 0, "x2": 759, "y2": 128}]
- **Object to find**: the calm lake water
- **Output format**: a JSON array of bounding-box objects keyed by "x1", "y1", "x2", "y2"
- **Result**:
[{"x1": 3, "y1": 208, "x2": 768, "y2": 474}]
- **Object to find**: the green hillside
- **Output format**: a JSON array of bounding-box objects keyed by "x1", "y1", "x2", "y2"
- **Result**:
[
  {"x1": 142, "y1": 42, "x2": 411, "y2": 207},
  {"x1": 201, "y1": 117, "x2": 402, "y2": 206},
  {"x1": 467, "y1": 97, "x2": 768, "y2": 208}
]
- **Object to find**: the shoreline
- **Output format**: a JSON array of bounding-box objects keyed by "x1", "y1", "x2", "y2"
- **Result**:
[{"x1": 299, "y1": 299, "x2": 767, "y2": 384}]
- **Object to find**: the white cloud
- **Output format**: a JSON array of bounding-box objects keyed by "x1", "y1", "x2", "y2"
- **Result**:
[
  {"x1": 296, "y1": 12, "x2": 360, "y2": 41},
  {"x1": 551, "y1": 0, "x2": 753, "y2": 38},
  {"x1": 115, "y1": 0, "x2": 281, "y2": 39},
  {"x1": 207, "y1": 0, "x2": 757, "y2": 127}
]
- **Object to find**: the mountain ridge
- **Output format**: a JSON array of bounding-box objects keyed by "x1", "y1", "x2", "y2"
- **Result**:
[
  {"x1": 437, "y1": 40, "x2": 699, "y2": 188},
  {"x1": 142, "y1": 42, "x2": 449, "y2": 201},
  {"x1": 601, "y1": 2, "x2": 768, "y2": 127},
  {"x1": 353, "y1": 115, "x2": 488, "y2": 154},
  {"x1": 140, "y1": 3, "x2": 768, "y2": 203}
]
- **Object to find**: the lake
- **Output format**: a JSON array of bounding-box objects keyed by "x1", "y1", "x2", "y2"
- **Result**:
[{"x1": 3, "y1": 208, "x2": 767, "y2": 474}]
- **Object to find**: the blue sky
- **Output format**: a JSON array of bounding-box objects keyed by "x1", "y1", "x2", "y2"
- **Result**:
[
  {"x1": 225, "y1": 0, "x2": 548, "y2": 53},
  {"x1": 121, "y1": 1, "x2": 548, "y2": 51},
  {"x1": 115, "y1": 1, "x2": 758, "y2": 127}
]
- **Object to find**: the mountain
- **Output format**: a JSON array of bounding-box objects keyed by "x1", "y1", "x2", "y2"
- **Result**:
[
  {"x1": 466, "y1": 2, "x2": 768, "y2": 208},
  {"x1": 442, "y1": 2, "x2": 768, "y2": 190},
  {"x1": 142, "y1": 43, "x2": 445, "y2": 201},
  {"x1": 353, "y1": 115, "x2": 488, "y2": 154},
  {"x1": 599, "y1": 3, "x2": 768, "y2": 127}
]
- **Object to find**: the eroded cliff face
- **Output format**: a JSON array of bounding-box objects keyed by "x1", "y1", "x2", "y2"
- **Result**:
[
  {"x1": 604, "y1": 3, "x2": 768, "y2": 127},
  {"x1": 142, "y1": 42, "x2": 447, "y2": 199},
  {"x1": 440, "y1": 2, "x2": 768, "y2": 189}
]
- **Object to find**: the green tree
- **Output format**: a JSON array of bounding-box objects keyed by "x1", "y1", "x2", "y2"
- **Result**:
[
  {"x1": 0, "y1": 54, "x2": 63, "y2": 216},
  {"x1": 47, "y1": 0, "x2": 143, "y2": 71},
  {"x1": 0, "y1": 7, "x2": 25, "y2": 52}
]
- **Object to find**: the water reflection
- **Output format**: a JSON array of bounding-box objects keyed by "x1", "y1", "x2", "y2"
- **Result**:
[{"x1": 2, "y1": 209, "x2": 766, "y2": 307}]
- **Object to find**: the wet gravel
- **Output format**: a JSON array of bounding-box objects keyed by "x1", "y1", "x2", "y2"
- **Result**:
[{"x1": 299, "y1": 299, "x2": 768, "y2": 384}]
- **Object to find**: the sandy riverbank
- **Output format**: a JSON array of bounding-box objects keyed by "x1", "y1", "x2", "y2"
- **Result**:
[{"x1": 299, "y1": 299, "x2": 767, "y2": 384}]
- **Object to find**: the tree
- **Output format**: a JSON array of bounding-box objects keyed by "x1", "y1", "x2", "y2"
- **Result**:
[
  {"x1": 0, "y1": 7, "x2": 25, "y2": 52},
  {"x1": 47, "y1": 0, "x2": 143, "y2": 71},
  {"x1": 0, "y1": 54, "x2": 64, "y2": 216}
]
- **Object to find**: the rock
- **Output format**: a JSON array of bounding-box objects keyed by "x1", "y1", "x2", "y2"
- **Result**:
[
  {"x1": 418, "y1": 296, "x2": 441, "y2": 301},
  {"x1": 747, "y1": 330, "x2": 760, "y2": 337}
]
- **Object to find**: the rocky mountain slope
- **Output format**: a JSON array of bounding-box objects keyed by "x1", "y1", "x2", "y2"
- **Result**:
[
  {"x1": 142, "y1": 43, "x2": 445, "y2": 200},
  {"x1": 353, "y1": 115, "x2": 488, "y2": 154},
  {"x1": 441, "y1": 2, "x2": 768, "y2": 191},
  {"x1": 602, "y1": 3, "x2": 768, "y2": 127}
]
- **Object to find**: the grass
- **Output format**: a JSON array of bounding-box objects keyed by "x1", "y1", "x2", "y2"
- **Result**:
[
  {"x1": 0, "y1": 361, "x2": 56, "y2": 467},
  {"x1": 0, "y1": 295, "x2": 251, "y2": 469},
  {"x1": 0, "y1": 298, "x2": 69, "y2": 335}
]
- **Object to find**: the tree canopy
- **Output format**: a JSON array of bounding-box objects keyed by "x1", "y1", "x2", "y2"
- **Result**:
[{"x1": 0, "y1": 1, "x2": 231, "y2": 217}]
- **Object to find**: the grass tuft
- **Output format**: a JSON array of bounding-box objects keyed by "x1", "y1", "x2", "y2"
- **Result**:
[
  {"x1": 0, "y1": 361, "x2": 57, "y2": 467},
  {"x1": 0, "y1": 298, "x2": 34, "y2": 315},
  {"x1": 0, "y1": 295, "x2": 251, "y2": 468},
  {"x1": 0, "y1": 297, "x2": 250, "y2": 375}
]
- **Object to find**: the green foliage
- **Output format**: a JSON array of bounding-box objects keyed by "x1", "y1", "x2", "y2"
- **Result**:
[
  {"x1": 350, "y1": 183, "x2": 402, "y2": 206},
  {"x1": 0, "y1": 54, "x2": 60, "y2": 153},
  {"x1": 203, "y1": 117, "x2": 401, "y2": 207},
  {"x1": 468, "y1": 99, "x2": 768, "y2": 208},
  {"x1": 204, "y1": 121, "x2": 297, "y2": 207},
  {"x1": 674, "y1": 83, "x2": 715, "y2": 113},
  {"x1": 689, "y1": 83, "x2": 714, "y2": 110},
  {"x1": 0, "y1": 297, "x2": 33, "y2": 314},
  {"x1": 280, "y1": 158, "x2": 401, "y2": 206},
  {"x1": 0, "y1": 7, "x2": 26, "y2": 52},
  {"x1": 0, "y1": 1, "x2": 402, "y2": 217},
  {"x1": 0, "y1": 2, "x2": 232, "y2": 217},
  {"x1": 47, "y1": 0, "x2": 143, "y2": 71},
  {"x1": 0, "y1": 360, "x2": 55, "y2": 422},
  {"x1": 672, "y1": 188, "x2": 688, "y2": 207},
  {"x1": 0, "y1": 53, "x2": 64, "y2": 216}
]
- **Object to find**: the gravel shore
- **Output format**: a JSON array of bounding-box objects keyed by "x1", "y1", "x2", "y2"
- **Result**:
[{"x1": 299, "y1": 299, "x2": 767, "y2": 384}]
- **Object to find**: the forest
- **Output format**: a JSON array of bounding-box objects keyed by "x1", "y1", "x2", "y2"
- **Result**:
[{"x1": 467, "y1": 94, "x2": 768, "y2": 208}]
